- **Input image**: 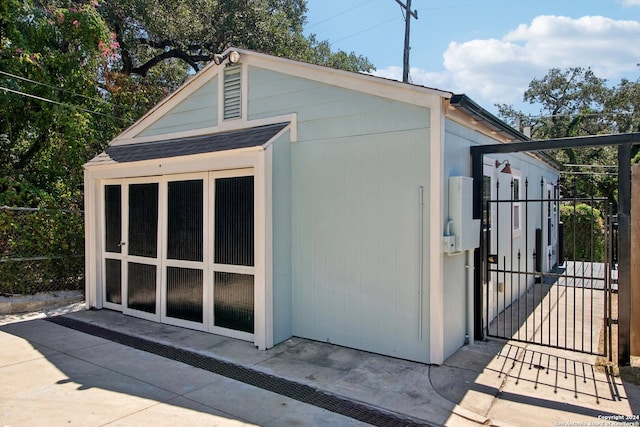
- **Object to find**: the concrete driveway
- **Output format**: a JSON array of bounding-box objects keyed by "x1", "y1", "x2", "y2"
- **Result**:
[
  {"x1": 0, "y1": 314, "x2": 365, "y2": 426},
  {"x1": 2, "y1": 304, "x2": 639, "y2": 427}
]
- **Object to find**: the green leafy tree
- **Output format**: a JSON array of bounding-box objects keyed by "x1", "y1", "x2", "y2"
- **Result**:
[
  {"x1": 496, "y1": 67, "x2": 637, "y2": 203},
  {"x1": 1, "y1": 0, "x2": 121, "y2": 206},
  {"x1": 99, "y1": 0, "x2": 373, "y2": 78},
  {"x1": 1, "y1": 0, "x2": 376, "y2": 294},
  {"x1": 0, "y1": 0, "x2": 114, "y2": 292}
]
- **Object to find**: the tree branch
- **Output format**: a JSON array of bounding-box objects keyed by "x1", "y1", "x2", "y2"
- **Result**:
[
  {"x1": 130, "y1": 49, "x2": 211, "y2": 76},
  {"x1": 136, "y1": 38, "x2": 219, "y2": 54}
]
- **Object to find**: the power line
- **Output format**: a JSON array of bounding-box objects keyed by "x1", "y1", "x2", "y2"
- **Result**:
[
  {"x1": 559, "y1": 171, "x2": 617, "y2": 176},
  {"x1": 330, "y1": 16, "x2": 401, "y2": 45},
  {"x1": 0, "y1": 70, "x2": 112, "y2": 106},
  {"x1": 0, "y1": 86, "x2": 126, "y2": 121},
  {"x1": 305, "y1": 0, "x2": 370, "y2": 30},
  {"x1": 564, "y1": 164, "x2": 618, "y2": 169}
]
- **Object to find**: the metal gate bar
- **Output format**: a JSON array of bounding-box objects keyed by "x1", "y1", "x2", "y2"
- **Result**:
[{"x1": 483, "y1": 181, "x2": 613, "y2": 356}]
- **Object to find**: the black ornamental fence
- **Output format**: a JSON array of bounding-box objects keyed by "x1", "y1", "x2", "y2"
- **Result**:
[{"x1": 481, "y1": 178, "x2": 615, "y2": 358}]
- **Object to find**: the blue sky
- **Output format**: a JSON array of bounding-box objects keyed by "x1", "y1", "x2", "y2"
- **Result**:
[{"x1": 303, "y1": 0, "x2": 640, "y2": 114}]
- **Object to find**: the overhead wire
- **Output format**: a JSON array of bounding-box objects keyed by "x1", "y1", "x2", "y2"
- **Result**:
[
  {"x1": 0, "y1": 86, "x2": 126, "y2": 121},
  {"x1": 305, "y1": 1, "x2": 403, "y2": 48},
  {"x1": 305, "y1": 0, "x2": 370, "y2": 30},
  {"x1": 330, "y1": 16, "x2": 402, "y2": 46},
  {"x1": 0, "y1": 70, "x2": 113, "y2": 106}
]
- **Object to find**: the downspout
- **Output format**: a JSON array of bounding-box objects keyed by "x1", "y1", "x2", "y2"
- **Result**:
[{"x1": 465, "y1": 249, "x2": 475, "y2": 345}]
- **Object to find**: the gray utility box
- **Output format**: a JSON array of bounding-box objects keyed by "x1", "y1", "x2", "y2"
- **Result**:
[{"x1": 444, "y1": 176, "x2": 481, "y2": 254}]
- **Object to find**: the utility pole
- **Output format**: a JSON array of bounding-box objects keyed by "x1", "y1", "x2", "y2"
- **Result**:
[{"x1": 395, "y1": 0, "x2": 418, "y2": 83}]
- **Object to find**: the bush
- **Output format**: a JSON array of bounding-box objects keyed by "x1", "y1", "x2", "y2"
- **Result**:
[
  {"x1": 0, "y1": 175, "x2": 84, "y2": 295},
  {"x1": 560, "y1": 203, "x2": 605, "y2": 262}
]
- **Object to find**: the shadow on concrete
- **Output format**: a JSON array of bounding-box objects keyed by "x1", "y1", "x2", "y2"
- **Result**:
[
  {"x1": 0, "y1": 317, "x2": 365, "y2": 426},
  {"x1": 486, "y1": 261, "x2": 609, "y2": 356},
  {"x1": 430, "y1": 318, "x2": 638, "y2": 425}
]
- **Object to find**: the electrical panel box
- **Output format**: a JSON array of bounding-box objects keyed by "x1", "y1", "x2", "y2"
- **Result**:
[{"x1": 445, "y1": 176, "x2": 481, "y2": 254}]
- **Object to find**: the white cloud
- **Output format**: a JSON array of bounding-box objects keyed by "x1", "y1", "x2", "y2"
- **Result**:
[
  {"x1": 374, "y1": 15, "x2": 640, "y2": 110},
  {"x1": 620, "y1": 0, "x2": 640, "y2": 7}
]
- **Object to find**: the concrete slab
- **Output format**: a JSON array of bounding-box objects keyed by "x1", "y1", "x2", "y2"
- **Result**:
[
  {"x1": 0, "y1": 353, "x2": 177, "y2": 426},
  {"x1": 436, "y1": 339, "x2": 640, "y2": 427},
  {"x1": 1, "y1": 319, "x2": 110, "y2": 353},
  {"x1": 185, "y1": 375, "x2": 367, "y2": 426},
  {"x1": 104, "y1": 396, "x2": 255, "y2": 427},
  {"x1": 0, "y1": 290, "x2": 83, "y2": 315},
  {"x1": 0, "y1": 326, "x2": 60, "y2": 366},
  {"x1": 0, "y1": 312, "x2": 379, "y2": 426},
  {"x1": 68, "y1": 341, "x2": 223, "y2": 395},
  {"x1": 4, "y1": 306, "x2": 640, "y2": 427}
]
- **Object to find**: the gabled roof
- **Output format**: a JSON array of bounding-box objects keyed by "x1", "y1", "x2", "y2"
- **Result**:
[
  {"x1": 109, "y1": 47, "x2": 452, "y2": 145},
  {"x1": 99, "y1": 47, "x2": 524, "y2": 152}
]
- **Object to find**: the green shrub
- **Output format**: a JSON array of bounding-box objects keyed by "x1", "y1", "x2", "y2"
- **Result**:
[
  {"x1": 560, "y1": 203, "x2": 605, "y2": 262},
  {"x1": 0, "y1": 177, "x2": 84, "y2": 295}
]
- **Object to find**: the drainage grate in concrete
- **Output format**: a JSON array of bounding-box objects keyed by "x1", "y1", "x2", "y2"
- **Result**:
[{"x1": 46, "y1": 315, "x2": 431, "y2": 427}]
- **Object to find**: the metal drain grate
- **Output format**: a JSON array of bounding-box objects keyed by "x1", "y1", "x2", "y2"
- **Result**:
[{"x1": 47, "y1": 316, "x2": 431, "y2": 427}]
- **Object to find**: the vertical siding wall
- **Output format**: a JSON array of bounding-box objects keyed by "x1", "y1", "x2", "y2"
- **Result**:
[
  {"x1": 443, "y1": 119, "x2": 559, "y2": 355},
  {"x1": 442, "y1": 120, "x2": 478, "y2": 358},
  {"x1": 249, "y1": 68, "x2": 432, "y2": 362},
  {"x1": 270, "y1": 131, "x2": 293, "y2": 344},
  {"x1": 138, "y1": 79, "x2": 219, "y2": 137}
]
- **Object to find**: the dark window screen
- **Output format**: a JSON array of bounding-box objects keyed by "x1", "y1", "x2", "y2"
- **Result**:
[
  {"x1": 482, "y1": 175, "x2": 492, "y2": 229},
  {"x1": 166, "y1": 267, "x2": 203, "y2": 323},
  {"x1": 215, "y1": 176, "x2": 254, "y2": 266},
  {"x1": 105, "y1": 258, "x2": 121, "y2": 304},
  {"x1": 127, "y1": 262, "x2": 156, "y2": 313},
  {"x1": 167, "y1": 180, "x2": 203, "y2": 261},
  {"x1": 104, "y1": 185, "x2": 122, "y2": 253},
  {"x1": 128, "y1": 183, "x2": 158, "y2": 258},
  {"x1": 214, "y1": 272, "x2": 254, "y2": 333}
]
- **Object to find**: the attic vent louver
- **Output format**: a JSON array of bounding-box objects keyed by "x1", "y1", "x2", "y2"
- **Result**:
[{"x1": 223, "y1": 65, "x2": 242, "y2": 120}]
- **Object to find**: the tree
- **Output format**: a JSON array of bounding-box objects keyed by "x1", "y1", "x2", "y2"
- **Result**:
[
  {"x1": 1, "y1": 0, "x2": 376, "y2": 294},
  {"x1": 1, "y1": 0, "x2": 375, "y2": 207},
  {"x1": 496, "y1": 67, "x2": 640, "y2": 203},
  {"x1": 607, "y1": 77, "x2": 640, "y2": 163},
  {"x1": 98, "y1": 0, "x2": 374, "y2": 82},
  {"x1": 0, "y1": 0, "x2": 121, "y2": 207}
]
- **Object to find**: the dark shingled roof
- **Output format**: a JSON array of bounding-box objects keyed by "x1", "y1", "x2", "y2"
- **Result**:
[{"x1": 105, "y1": 122, "x2": 289, "y2": 163}]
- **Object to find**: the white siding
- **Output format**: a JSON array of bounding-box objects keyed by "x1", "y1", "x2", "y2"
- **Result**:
[
  {"x1": 442, "y1": 119, "x2": 559, "y2": 358},
  {"x1": 248, "y1": 67, "x2": 432, "y2": 362},
  {"x1": 271, "y1": 131, "x2": 293, "y2": 344},
  {"x1": 138, "y1": 79, "x2": 219, "y2": 137}
]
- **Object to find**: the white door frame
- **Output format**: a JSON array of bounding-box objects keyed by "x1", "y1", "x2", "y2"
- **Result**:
[
  {"x1": 483, "y1": 158, "x2": 498, "y2": 326},
  {"x1": 88, "y1": 147, "x2": 272, "y2": 349}
]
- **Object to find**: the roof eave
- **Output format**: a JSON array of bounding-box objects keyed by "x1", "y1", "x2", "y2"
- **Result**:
[{"x1": 449, "y1": 94, "x2": 529, "y2": 142}]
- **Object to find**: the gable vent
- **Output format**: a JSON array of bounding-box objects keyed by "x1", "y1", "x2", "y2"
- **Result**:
[{"x1": 223, "y1": 66, "x2": 242, "y2": 120}]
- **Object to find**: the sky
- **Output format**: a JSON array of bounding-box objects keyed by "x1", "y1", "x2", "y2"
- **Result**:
[{"x1": 303, "y1": 0, "x2": 640, "y2": 115}]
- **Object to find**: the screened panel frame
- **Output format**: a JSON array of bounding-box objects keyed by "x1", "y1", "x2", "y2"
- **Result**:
[
  {"x1": 90, "y1": 136, "x2": 275, "y2": 350},
  {"x1": 209, "y1": 168, "x2": 257, "y2": 340},
  {"x1": 160, "y1": 172, "x2": 210, "y2": 330},
  {"x1": 102, "y1": 183, "x2": 124, "y2": 311},
  {"x1": 99, "y1": 169, "x2": 258, "y2": 337},
  {"x1": 101, "y1": 176, "x2": 163, "y2": 321}
]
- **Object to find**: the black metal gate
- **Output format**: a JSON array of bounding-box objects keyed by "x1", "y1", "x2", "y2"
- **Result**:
[{"x1": 482, "y1": 178, "x2": 616, "y2": 357}]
